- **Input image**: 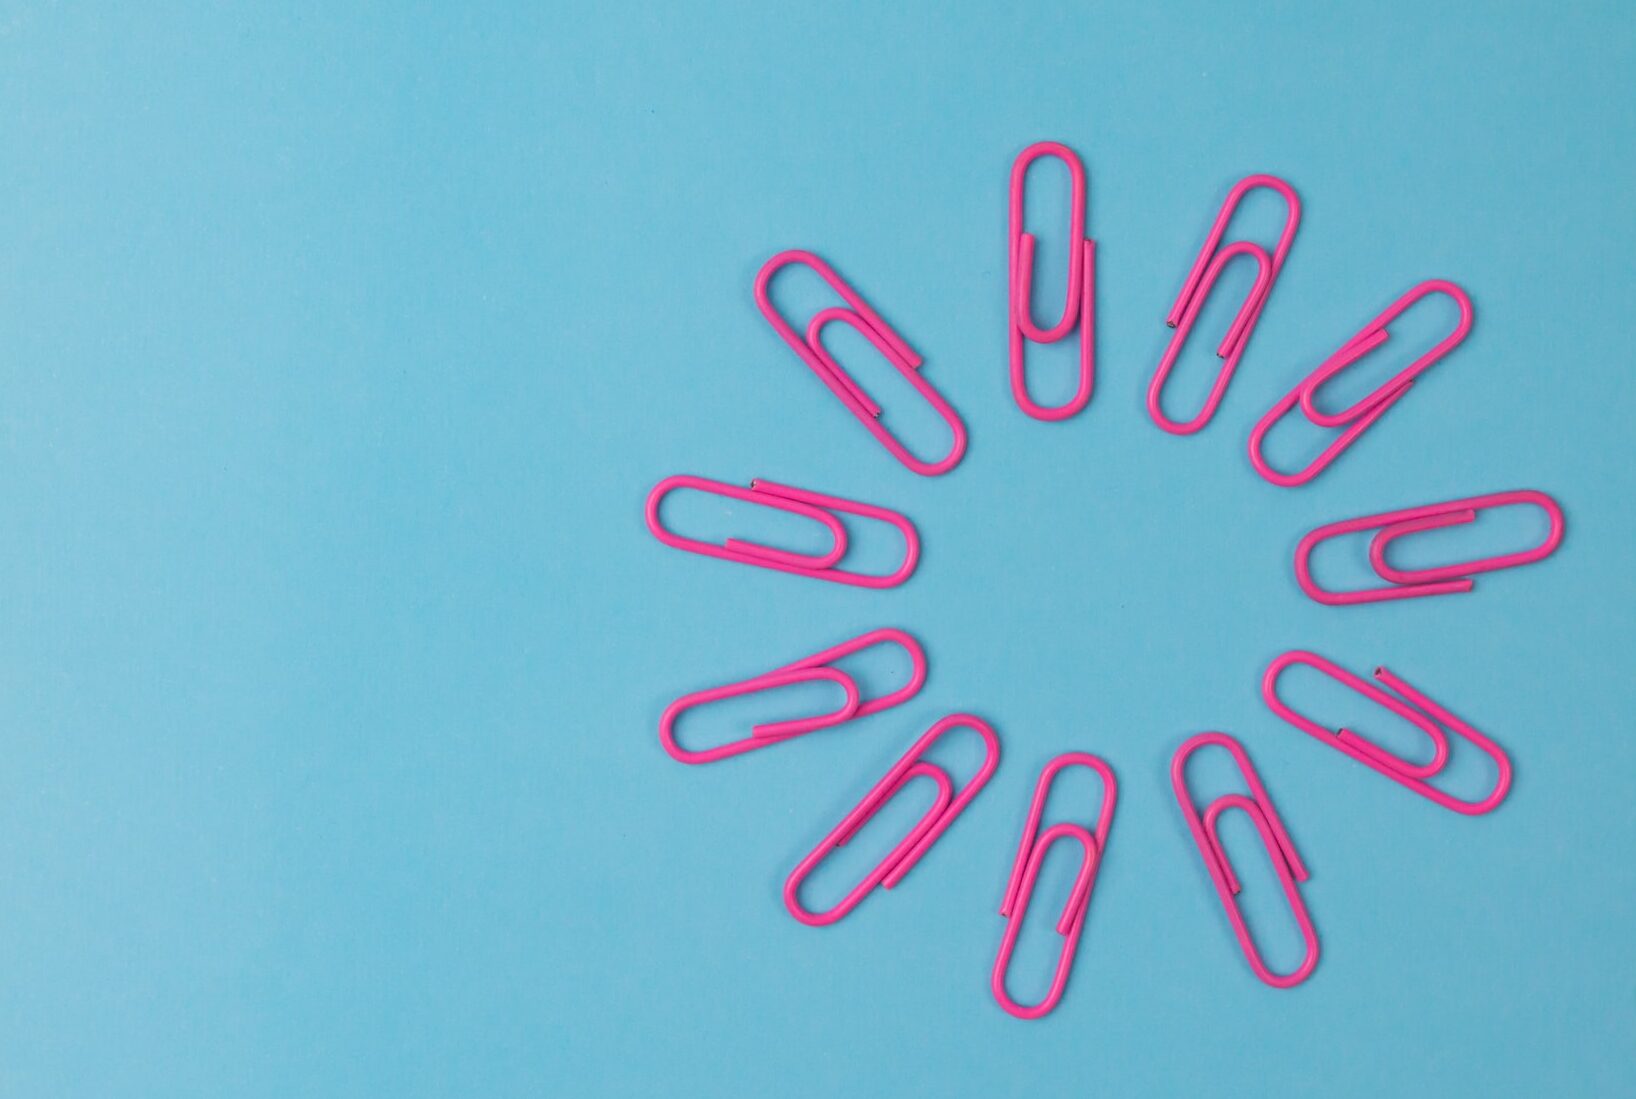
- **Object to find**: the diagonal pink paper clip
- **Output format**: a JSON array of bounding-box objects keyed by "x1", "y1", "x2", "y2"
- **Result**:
[
  {"x1": 1262, "y1": 651, "x2": 1511, "y2": 815},
  {"x1": 645, "y1": 474, "x2": 918, "y2": 589},
  {"x1": 1172, "y1": 732, "x2": 1319, "y2": 989},
  {"x1": 1009, "y1": 142, "x2": 1096, "y2": 420},
  {"x1": 784, "y1": 714, "x2": 1000, "y2": 926},
  {"x1": 658, "y1": 629, "x2": 927, "y2": 764},
  {"x1": 1295, "y1": 490, "x2": 1565, "y2": 605},
  {"x1": 1249, "y1": 280, "x2": 1473, "y2": 486},
  {"x1": 756, "y1": 250, "x2": 967, "y2": 476},
  {"x1": 1148, "y1": 175, "x2": 1300, "y2": 434},
  {"x1": 990, "y1": 752, "x2": 1116, "y2": 1019}
]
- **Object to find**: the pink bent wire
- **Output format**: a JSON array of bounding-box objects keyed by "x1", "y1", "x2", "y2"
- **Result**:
[
  {"x1": 784, "y1": 714, "x2": 1000, "y2": 927},
  {"x1": 1009, "y1": 142, "x2": 1096, "y2": 420},
  {"x1": 658, "y1": 628, "x2": 928, "y2": 764},
  {"x1": 1295, "y1": 489, "x2": 1565, "y2": 605},
  {"x1": 1249, "y1": 280, "x2": 1473, "y2": 486},
  {"x1": 1172, "y1": 732, "x2": 1319, "y2": 989},
  {"x1": 1148, "y1": 175, "x2": 1300, "y2": 435},
  {"x1": 1262, "y1": 651, "x2": 1511, "y2": 815},
  {"x1": 755, "y1": 250, "x2": 967, "y2": 476},
  {"x1": 645, "y1": 475, "x2": 919, "y2": 589},
  {"x1": 990, "y1": 752, "x2": 1116, "y2": 1020}
]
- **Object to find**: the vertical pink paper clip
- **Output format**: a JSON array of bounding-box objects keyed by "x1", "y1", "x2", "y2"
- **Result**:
[
  {"x1": 1172, "y1": 732, "x2": 1319, "y2": 989},
  {"x1": 645, "y1": 474, "x2": 919, "y2": 589},
  {"x1": 990, "y1": 752, "x2": 1116, "y2": 1019},
  {"x1": 1262, "y1": 651, "x2": 1511, "y2": 815},
  {"x1": 1249, "y1": 280, "x2": 1473, "y2": 486},
  {"x1": 658, "y1": 629, "x2": 928, "y2": 764},
  {"x1": 1295, "y1": 490, "x2": 1565, "y2": 605},
  {"x1": 755, "y1": 250, "x2": 967, "y2": 476},
  {"x1": 1009, "y1": 142, "x2": 1095, "y2": 420},
  {"x1": 784, "y1": 714, "x2": 1000, "y2": 926},
  {"x1": 1147, "y1": 175, "x2": 1300, "y2": 434}
]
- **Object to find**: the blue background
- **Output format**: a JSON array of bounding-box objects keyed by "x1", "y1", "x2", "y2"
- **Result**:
[{"x1": 1, "y1": 2, "x2": 1632, "y2": 1095}]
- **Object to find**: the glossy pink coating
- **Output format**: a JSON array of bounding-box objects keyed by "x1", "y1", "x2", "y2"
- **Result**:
[
  {"x1": 658, "y1": 629, "x2": 928, "y2": 765},
  {"x1": 1148, "y1": 175, "x2": 1300, "y2": 434},
  {"x1": 991, "y1": 752, "x2": 1116, "y2": 1020},
  {"x1": 645, "y1": 475, "x2": 919, "y2": 589},
  {"x1": 784, "y1": 714, "x2": 1000, "y2": 927},
  {"x1": 1295, "y1": 490, "x2": 1566, "y2": 605},
  {"x1": 1262, "y1": 651, "x2": 1511, "y2": 815},
  {"x1": 1008, "y1": 142, "x2": 1095, "y2": 420},
  {"x1": 1172, "y1": 732, "x2": 1319, "y2": 989},
  {"x1": 755, "y1": 249, "x2": 967, "y2": 476},
  {"x1": 1249, "y1": 280, "x2": 1473, "y2": 486}
]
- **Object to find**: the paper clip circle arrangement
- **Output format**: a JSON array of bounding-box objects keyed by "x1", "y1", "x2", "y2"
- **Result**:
[{"x1": 646, "y1": 138, "x2": 1566, "y2": 1017}]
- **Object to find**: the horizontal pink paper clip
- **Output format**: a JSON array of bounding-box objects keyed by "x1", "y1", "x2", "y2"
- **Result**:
[
  {"x1": 1148, "y1": 175, "x2": 1300, "y2": 434},
  {"x1": 784, "y1": 714, "x2": 1000, "y2": 927},
  {"x1": 1009, "y1": 141, "x2": 1095, "y2": 420},
  {"x1": 1262, "y1": 651, "x2": 1511, "y2": 815},
  {"x1": 658, "y1": 629, "x2": 928, "y2": 764},
  {"x1": 1172, "y1": 732, "x2": 1319, "y2": 989},
  {"x1": 1250, "y1": 280, "x2": 1473, "y2": 486},
  {"x1": 755, "y1": 250, "x2": 967, "y2": 476},
  {"x1": 645, "y1": 475, "x2": 918, "y2": 588},
  {"x1": 991, "y1": 752, "x2": 1116, "y2": 1019},
  {"x1": 1295, "y1": 490, "x2": 1565, "y2": 605}
]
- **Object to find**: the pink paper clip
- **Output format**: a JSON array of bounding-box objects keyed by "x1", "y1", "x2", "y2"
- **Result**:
[
  {"x1": 1172, "y1": 732, "x2": 1319, "y2": 989},
  {"x1": 1295, "y1": 490, "x2": 1565, "y2": 605},
  {"x1": 755, "y1": 250, "x2": 967, "y2": 476},
  {"x1": 1148, "y1": 175, "x2": 1300, "y2": 434},
  {"x1": 784, "y1": 714, "x2": 1000, "y2": 927},
  {"x1": 1262, "y1": 651, "x2": 1511, "y2": 815},
  {"x1": 1250, "y1": 280, "x2": 1473, "y2": 486},
  {"x1": 645, "y1": 474, "x2": 918, "y2": 589},
  {"x1": 1009, "y1": 142, "x2": 1095, "y2": 420},
  {"x1": 658, "y1": 629, "x2": 927, "y2": 764},
  {"x1": 990, "y1": 752, "x2": 1116, "y2": 1019}
]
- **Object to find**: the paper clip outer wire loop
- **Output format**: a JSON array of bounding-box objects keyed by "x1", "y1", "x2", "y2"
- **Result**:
[
  {"x1": 755, "y1": 249, "x2": 967, "y2": 475},
  {"x1": 645, "y1": 475, "x2": 919, "y2": 589},
  {"x1": 1148, "y1": 174, "x2": 1299, "y2": 435},
  {"x1": 1249, "y1": 280, "x2": 1473, "y2": 487},
  {"x1": 658, "y1": 629, "x2": 928, "y2": 765},
  {"x1": 784, "y1": 714, "x2": 1000, "y2": 927},
  {"x1": 1009, "y1": 141, "x2": 1095, "y2": 420},
  {"x1": 991, "y1": 752, "x2": 1116, "y2": 1019},
  {"x1": 1295, "y1": 490, "x2": 1565, "y2": 605},
  {"x1": 1172, "y1": 732, "x2": 1319, "y2": 989},
  {"x1": 1262, "y1": 651, "x2": 1512, "y2": 815}
]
